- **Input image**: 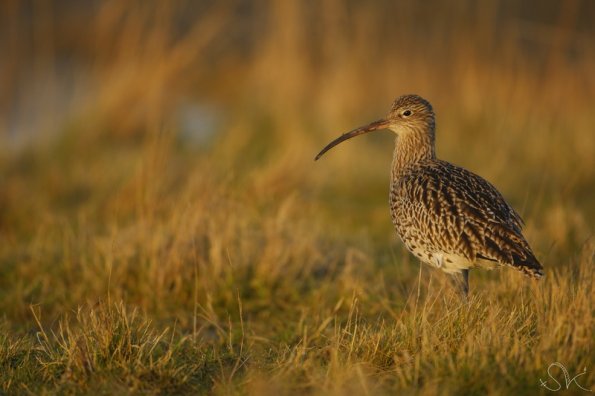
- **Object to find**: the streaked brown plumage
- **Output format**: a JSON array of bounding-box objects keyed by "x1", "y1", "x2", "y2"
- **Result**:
[{"x1": 316, "y1": 94, "x2": 543, "y2": 295}]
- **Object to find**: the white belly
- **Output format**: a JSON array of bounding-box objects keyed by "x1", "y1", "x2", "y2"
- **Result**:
[
  {"x1": 408, "y1": 248, "x2": 499, "y2": 274},
  {"x1": 431, "y1": 253, "x2": 474, "y2": 274}
]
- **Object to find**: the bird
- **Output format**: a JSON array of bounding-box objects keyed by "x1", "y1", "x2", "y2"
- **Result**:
[{"x1": 315, "y1": 94, "x2": 543, "y2": 296}]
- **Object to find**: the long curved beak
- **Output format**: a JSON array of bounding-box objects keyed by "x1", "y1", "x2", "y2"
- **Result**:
[{"x1": 315, "y1": 119, "x2": 390, "y2": 160}]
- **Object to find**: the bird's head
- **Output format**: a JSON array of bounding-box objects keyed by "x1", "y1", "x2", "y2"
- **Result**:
[{"x1": 315, "y1": 94, "x2": 435, "y2": 160}]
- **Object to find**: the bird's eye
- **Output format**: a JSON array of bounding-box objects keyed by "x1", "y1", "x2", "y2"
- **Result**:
[{"x1": 403, "y1": 110, "x2": 412, "y2": 117}]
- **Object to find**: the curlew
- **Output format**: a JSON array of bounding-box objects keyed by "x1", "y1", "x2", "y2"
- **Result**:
[{"x1": 315, "y1": 95, "x2": 543, "y2": 296}]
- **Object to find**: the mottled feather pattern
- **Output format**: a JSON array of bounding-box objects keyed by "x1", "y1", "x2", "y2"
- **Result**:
[{"x1": 390, "y1": 160, "x2": 543, "y2": 278}]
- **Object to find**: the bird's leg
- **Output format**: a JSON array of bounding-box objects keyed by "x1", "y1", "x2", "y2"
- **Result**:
[{"x1": 450, "y1": 269, "x2": 469, "y2": 299}]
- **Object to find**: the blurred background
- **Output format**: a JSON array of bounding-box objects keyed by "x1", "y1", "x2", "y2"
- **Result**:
[{"x1": 0, "y1": 0, "x2": 594, "y2": 320}]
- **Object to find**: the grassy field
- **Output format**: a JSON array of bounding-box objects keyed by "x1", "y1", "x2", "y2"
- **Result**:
[{"x1": 1, "y1": 1, "x2": 594, "y2": 394}]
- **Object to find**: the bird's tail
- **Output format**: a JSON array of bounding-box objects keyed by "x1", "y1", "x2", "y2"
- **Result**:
[{"x1": 513, "y1": 252, "x2": 544, "y2": 279}]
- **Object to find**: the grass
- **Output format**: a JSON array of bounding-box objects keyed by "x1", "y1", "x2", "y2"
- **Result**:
[{"x1": 0, "y1": 1, "x2": 594, "y2": 394}]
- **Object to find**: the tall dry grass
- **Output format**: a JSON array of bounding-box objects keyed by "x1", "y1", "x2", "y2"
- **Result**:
[{"x1": 0, "y1": 1, "x2": 593, "y2": 394}]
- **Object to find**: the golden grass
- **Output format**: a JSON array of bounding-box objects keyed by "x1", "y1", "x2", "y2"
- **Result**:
[{"x1": 0, "y1": 1, "x2": 594, "y2": 394}]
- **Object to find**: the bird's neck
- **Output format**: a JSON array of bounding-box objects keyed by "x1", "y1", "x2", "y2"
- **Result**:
[{"x1": 391, "y1": 131, "x2": 436, "y2": 177}]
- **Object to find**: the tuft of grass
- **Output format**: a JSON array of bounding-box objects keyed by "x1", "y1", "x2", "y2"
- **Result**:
[{"x1": 3, "y1": 301, "x2": 249, "y2": 395}]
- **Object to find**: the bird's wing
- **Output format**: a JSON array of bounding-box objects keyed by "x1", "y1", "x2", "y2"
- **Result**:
[{"x1": 394, "y1": 161, "x2": 543, "y2": 278}]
